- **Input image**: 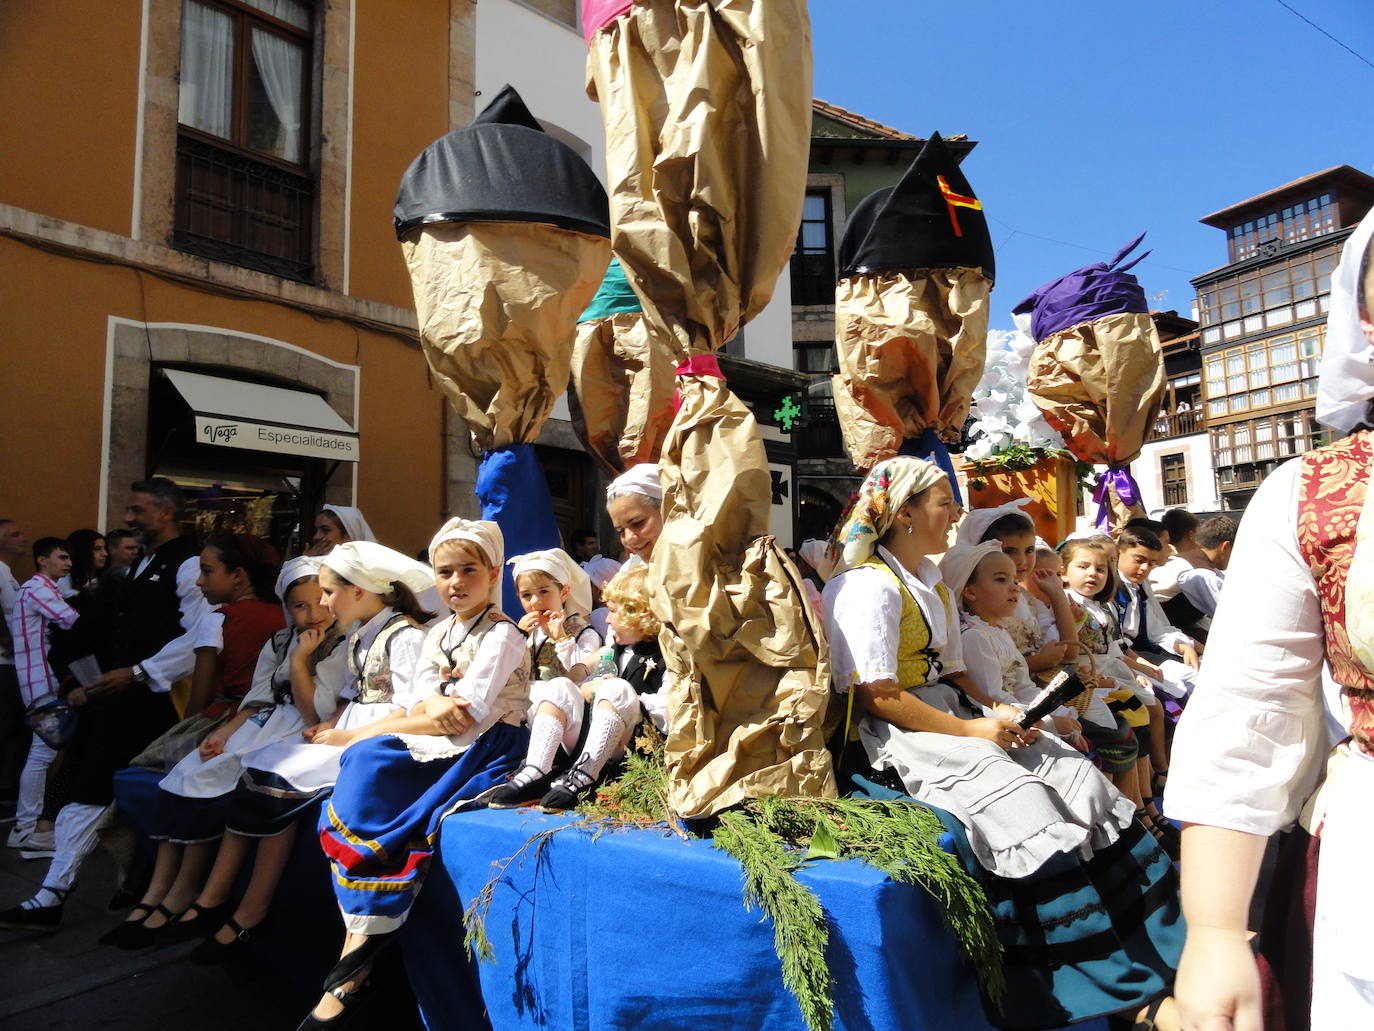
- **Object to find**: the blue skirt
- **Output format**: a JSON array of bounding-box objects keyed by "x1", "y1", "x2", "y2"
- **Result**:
[
  {"x1": 319, "y1": 723, "x2": 527, "y2": 934},
  {"x1": 113, "y1": 765, "x2": 228, "y2": 845},
  {"x1": 849, "y1": 772, "x2": 1182, "y2": 1029}
]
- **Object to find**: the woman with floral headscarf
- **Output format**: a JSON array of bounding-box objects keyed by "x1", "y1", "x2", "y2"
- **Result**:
[
  {"x1": 1169, "y1": 217, "x2": 1374, "y2": 1030},
  {"x1": 822, "y1": 456, "x2": 1182, "y2": 1025}
]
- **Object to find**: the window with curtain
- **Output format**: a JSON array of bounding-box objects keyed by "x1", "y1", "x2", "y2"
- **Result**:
[{"x1": 174, "y1": 0, "x2": 316, "y2": 281}]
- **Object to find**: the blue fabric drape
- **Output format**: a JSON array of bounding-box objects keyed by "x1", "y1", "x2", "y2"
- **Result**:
[
  {"x1": 900, "y1": 428, "x2": 964, "y2": 507},
  {"x1": 476, "y1": 444, "x2": 562, "y2": 620}
]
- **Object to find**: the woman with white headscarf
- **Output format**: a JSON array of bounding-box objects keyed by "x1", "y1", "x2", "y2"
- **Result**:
[
  {"x1": 823, "y1": 457, "x2": 1133, "y2": 878},
  {"x1": 1170, "y1": 218, "x2": 1374, "y2": 1030},
  {"x1": 604, "y1": 463, "x2": 662, "y2": 566},
  {"x1": 306, "y1": 505, "x2": 377, "y2": 556},
  {"x1": 824, "y1": 457, "x2": 1181, "y2": 1024}
]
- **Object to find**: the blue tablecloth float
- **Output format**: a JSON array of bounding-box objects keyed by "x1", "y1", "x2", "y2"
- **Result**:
[
  {"x1": 112, "y1": 768, "x2": 1111, "y2": 1031},
  {"x1": 406, "y1": 807, "x2": 1110, "y2": 1031}
]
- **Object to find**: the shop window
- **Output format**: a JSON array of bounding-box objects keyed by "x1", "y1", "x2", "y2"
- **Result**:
[
  {"x1": 790, "y1": 190, "x2": 836, "y2": 306},
  {"x1": 174, "y1": 0, "x2": 316, "y2": 282}
]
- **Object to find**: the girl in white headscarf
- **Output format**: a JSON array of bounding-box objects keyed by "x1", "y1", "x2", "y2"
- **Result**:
[
  {"x1": 1170, "y1": 218, "x2": 1374, "y2": 1030},
  {"x1": 487, "y1": 548, "x2": 603, "y2": 809},
  {"x1": 120, "y1": 558, "x2": 349, "y2": 959},
  {"x1": 299, "y1": 524, "x2": 531, "y2": 1028},
  {"x1": 823, "y1": 458, "x2": 1181, "y2": 1024}
]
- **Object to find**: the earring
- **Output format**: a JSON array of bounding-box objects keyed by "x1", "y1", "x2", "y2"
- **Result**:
[{"x1": 905, "y1": 525, "x2": 914, "y2": 536}]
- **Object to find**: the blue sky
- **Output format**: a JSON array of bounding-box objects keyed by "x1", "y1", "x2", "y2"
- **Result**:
[{"x1": 809, "y1": 0, "x2": 1373, "y2": 331}]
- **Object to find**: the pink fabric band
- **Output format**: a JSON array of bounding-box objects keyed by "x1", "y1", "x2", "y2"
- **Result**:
[{"x1": 582, "y1": 0, "x2": 636, "y2": 43}]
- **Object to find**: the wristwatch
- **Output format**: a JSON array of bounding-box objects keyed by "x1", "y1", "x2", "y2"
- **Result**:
[{"x1": 131, "y1": 663, "x2": 150, "y2": 685}]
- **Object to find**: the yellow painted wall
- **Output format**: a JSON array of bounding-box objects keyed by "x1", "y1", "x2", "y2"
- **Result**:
[
  {"x1": 0, "y1": 236, "x2": 448, "y2": 561},
  {"x1": 347, "y1": 0, "x2": 454, "y2": 310},
  {"x1": 0, "y1": 3, "x2": 140, "y2": 236}
]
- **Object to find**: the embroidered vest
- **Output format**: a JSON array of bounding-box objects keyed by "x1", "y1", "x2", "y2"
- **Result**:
[
  {"x1": 1296, "y1": 429, "x2": 1374, "y2": 749},
  {"x1": 530, "y1": 612, "x2": 593, "y2": 681},
  {"x1": 859, "y1": 556, "x2": 945, "y2": 688},
  {"x1": 434, "y1": 607, "x2": 530, "y2": 724},
  {"x1": 349, "y1": 612, "x2": 421, "y2": 705}
]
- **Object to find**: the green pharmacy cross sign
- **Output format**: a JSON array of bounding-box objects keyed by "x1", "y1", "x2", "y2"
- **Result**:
[{"x1": 773, "y1": 394, "x2": 802, "y2": 432}]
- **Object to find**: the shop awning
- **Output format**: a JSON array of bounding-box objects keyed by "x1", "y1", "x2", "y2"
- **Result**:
[{"x1": 163, "y1": 369, "x2": 359, "y2": 462}]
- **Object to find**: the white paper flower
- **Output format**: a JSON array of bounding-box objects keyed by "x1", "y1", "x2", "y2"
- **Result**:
[{"x1": 964, "y1": 324, "x2": 1066, "y2": 462}]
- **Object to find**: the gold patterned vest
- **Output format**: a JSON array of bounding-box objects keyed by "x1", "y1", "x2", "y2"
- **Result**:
[
  {"x1": 433, "y1": 607, "x2": 530, "y2": 725},
  {"x1": 530, "y1": 612, "x2": 593, "y2": 681},
  {"x1": 858, "y1": 555, "x2": 946, "y2": 687},
  {"x1": 1296, "y1": 429, "x2": 1374, "y2": 750},
  {"x1": 348, "y1": 612, "x2": 421, "y2": 705}
]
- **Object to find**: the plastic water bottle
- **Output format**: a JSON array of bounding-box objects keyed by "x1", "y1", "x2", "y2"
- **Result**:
[{"x1": 589, "y1": 646, "x2": 617, "y2": 679}]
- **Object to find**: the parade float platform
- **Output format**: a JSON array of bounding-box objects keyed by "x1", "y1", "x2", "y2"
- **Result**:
[
  {"x1": 405, "y1": 807, "x2": 1109, "y2": 1031},
  {"x1": 111, "y1": 770, "x2": 1107, "y2": 1030}
]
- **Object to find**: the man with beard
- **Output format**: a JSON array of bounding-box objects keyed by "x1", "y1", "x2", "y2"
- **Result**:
[{"x1": 0, "y1": 478, "x2": 209, "y2": 931}]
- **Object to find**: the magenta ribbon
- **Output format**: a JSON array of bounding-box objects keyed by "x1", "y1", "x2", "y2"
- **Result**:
[
  {"x1": 1092, "y1": 467, "x2": 1142, "y2": 531},
  {"x1": 672, "y1": 354, "x2": 726, "y2": 413}
]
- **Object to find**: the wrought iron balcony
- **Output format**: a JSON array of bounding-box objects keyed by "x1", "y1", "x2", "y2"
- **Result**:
[{"x1": 173, "y1": 131, "x2": 316, "y2": 283}]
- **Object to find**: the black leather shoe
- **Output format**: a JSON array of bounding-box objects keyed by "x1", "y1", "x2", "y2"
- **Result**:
[
  {"x1": 486, "y1": 765, "x2": 556, "y2": 809},
  {"x1": 0, "y1": 890, "x2": 67, "y2": 933},
  {"x1": 189, "y1": 916, "x2": 264, "y2": 965}
]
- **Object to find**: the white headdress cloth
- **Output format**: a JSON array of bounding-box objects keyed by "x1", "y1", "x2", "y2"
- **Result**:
[
  {"x1": 427, "y1": 518, "x2": 504, "y2": 607},
  {"x1": 955, "y1": 498, "x2": 1033, "y2": 547},
  {"x1": 1316, "y1": 215, "x2": 1374, "y2": 435},
  {"x1": 509, "y1": 548, "x2": 593, "y2": 616},
  {"x1": 582, "y1": 556, "x2": 623, "y2": 590},
  {"x1": 939, "y1": 542, "x2": 1006, "y2": 598},
  {"x1": 322, "y1": 505, "x2": 377, "y2": 544},
  {"x1": 324, "y1": 541, "x2": 433, "y2": 598},
  {"x1": 275, "y1": 555, "x2": 322, "y2": 607},
  {"x1": 606, "y1": 463, "x2": 662, "y2": 504},
  {"x1": 797, "y1": 538, "x2": 834, "y2": 583}
]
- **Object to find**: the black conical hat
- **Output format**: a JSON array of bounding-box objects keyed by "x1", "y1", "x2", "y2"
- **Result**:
[
  {"x1": 393, "y1": 84, "x2": 610, "y2": 240},
  {"x1": 837, "y1": 131, "x2": 995, "y2": 282}
]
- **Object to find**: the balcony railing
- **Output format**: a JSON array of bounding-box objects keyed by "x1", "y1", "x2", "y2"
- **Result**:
[
  {"x1": 173, "y1": 132, "x2": 316, "y2": 283},
  {"x1": 1147, "y1": 407, "x2": 1202, "y2": 441}
]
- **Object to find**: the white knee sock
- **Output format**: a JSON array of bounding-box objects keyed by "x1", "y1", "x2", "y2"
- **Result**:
[
  {"x1": 570, "y1": 706, "x2": 629, "y2": 786},
  {"x1": 511, "y1": 713, "x2": 564, "y2": 786}
]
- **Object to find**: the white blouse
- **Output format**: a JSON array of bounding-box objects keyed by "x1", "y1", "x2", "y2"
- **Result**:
[
  {"x1": 822, "y1": 546, "x2": 965, "y2": 692},
  {"x1": 960, "y1": 615, "x2": 1037, "y2": 708},
  {"x1": 1166, "y1": 458, "x2": 1340, "y2": 835},
  {"x1": 418, "y1": 612, "x2": 529, "y2": 732}
]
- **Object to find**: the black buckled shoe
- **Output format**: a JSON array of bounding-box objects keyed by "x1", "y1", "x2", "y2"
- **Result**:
[{"x1": 486, "y1": 765, "x2": 557, "y2": 810}]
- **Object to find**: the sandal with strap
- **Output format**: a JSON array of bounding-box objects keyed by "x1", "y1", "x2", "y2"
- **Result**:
[
  {"x1": 322, "y1": 930, "x2": 398, "y2": 994},
  {"x1": 1137, "y1": 811, "x2": 1180, "y2": 862},
  {"x1": 189, "y1": 916, "x2": 264, "y2": 965},
  {"x1": 295, "y1": 979, "x2": 374, "y2": 1030},
  {"x1": 1150, "y1": 769, "x2": 1169, "y2": 800},
  {"x1": 98, "y1": 903, "x2": 156, "y2": 947}
]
